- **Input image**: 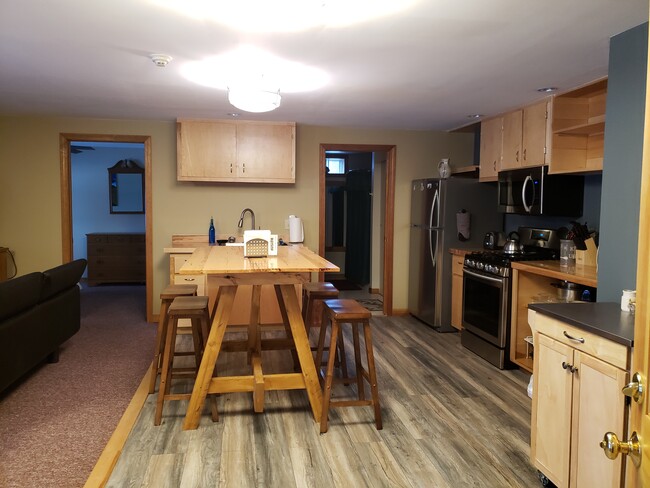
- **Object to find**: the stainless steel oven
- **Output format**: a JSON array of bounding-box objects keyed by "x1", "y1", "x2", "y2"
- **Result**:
[{"x1": 461, "y1": 266, "x2": 511, "y2": 369}]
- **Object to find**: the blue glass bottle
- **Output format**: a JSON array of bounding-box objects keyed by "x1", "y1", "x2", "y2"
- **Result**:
[{"x1": 209, "y1": 217, "x2": 216, "y2": 245}]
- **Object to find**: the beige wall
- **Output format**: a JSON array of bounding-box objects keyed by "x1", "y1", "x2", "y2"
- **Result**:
[{"x1": 0, "y1": 115, "x2": 473, "y2": 315}]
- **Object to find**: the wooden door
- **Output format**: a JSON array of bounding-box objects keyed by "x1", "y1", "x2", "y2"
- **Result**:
[
  {"x1": 501, "y1": 109, "x2": 523, "y2": 170},
  {"x1": 522, "y1": 100, "x2": 549, "y2": 167},
  {"x1": 532, "y1": 333, "x2": 574, "y2": 488},
  {"x1": 177, "y1": 120, "x2": 237, "y2": 181},
  {"x1": 628, "y1": 11, "x2": 650, "y2": 486},
  {"x1": 236, "y1": 123, "x2": 295, "y2": 183},
  {"x1": 479, "y1": 117, "x2": 502, "y2": 181},
  {"x1": 571, "y1": 351, "x2": 627, "y2": 488}
]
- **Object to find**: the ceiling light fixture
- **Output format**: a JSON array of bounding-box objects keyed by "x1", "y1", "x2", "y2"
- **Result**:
[
  {"x1": 537, "y1": 87, "x2": 558, "y2": 93},
  {"x1": 228, "y1": 87, "x2": 281, "y2": 113},
  {"x1": 467, "y1": 114, "x2": 483, "y2": 119}
]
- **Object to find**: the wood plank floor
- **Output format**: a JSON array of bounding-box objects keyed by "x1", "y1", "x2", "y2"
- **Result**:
[{"x1": 106, "y1": 315, "x2": 540, "y2": 488}]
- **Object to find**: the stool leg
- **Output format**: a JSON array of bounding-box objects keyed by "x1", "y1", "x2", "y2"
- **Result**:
[
  {"x1": 149, "y1": 298, "x2": 170, "y2": 394},
  {"x1": 362, "y1": 320, "x2": 382, "y2": 430},
  {"x1": 199, "y1": 312, "x2": 219, "y2": 422},
  {"x1": 352, "y1": 323, "x2": 365, "y2": 401},
  {"x1": 320, "y1": 320, "x2": 340, "y2": 434},
  {"x1": 190, "y1": 317, "x2": 203, "y2": 369},
  {"x1": 315, "y1": 308, "x2": 329, "y2": 379},
  {"x1": 155, "y1": 315, "x2": 179, "y2": 425},
  {"x1": 336, "y1": 330, "x2": 349, "y2": 379}
]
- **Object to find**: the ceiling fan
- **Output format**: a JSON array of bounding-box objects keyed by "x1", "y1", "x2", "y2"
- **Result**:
[{"x1": 70, "y1": 144, "x2": 95, "y2": 154}]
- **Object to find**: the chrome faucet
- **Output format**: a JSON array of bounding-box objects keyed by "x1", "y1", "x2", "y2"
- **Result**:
[{"x1": 238, "y1": 208, "x2": 256, "y2": 230}]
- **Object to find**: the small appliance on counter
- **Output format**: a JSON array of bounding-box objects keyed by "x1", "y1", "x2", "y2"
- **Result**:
[
  {"x1": 243, "y1": 230, "x2": 278, "y2": 257},
  {"x1": 483, "y1": 231, "x2": 506, "y2": 250},
  {"x1": 288, "y1": 215, "x2": 304, "y2": 243}
]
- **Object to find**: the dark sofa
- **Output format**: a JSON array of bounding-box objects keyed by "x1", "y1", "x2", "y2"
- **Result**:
[{"x1": 0, "y1": 259, "x2": 87, "y2": 394}]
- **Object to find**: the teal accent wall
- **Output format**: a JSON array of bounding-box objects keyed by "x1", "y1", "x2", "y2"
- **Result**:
[{"x1": 598, "y1": 22, "x2": 648, "y2": 302}]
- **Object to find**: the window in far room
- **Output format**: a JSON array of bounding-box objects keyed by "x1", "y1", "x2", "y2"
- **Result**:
[{"x1": 326, "y1": 156, "x2": 347, "y2": 174}]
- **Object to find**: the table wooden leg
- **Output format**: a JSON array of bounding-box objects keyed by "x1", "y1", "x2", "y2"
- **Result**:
[
  {"x1": 247, "y1": 285, "x2": 262, "y2": 364},
  {"x1": 183, "y1": 286, "x2": 237, "y2": 431},
  {"x1": 274, "y1": 285, "x2": 300, "y2": 370},
  {"x1": 278, "y1": 284, "x2": 322, "y2": 422}
]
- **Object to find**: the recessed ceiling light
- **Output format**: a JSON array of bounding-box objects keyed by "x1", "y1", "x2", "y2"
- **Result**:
[
  {"x1": 537, "y1": 87, "x2": 558, "y2": 93},
  {"x1": 227, "y1": 112, "x2": 240, "y2": 117}
]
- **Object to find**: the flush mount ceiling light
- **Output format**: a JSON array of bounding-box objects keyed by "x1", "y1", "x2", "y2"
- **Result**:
[
  {"x1": 149, "y1": 54, "x2": 173, "y2": 67},
  {"x1": 182, "y1": 45, "x2": 328, "y2": 112},
  {"x1": 228, "y1": 87, "x2": 281, "y2": 113},
  {"x1": 537, "y1": 87, "x2": 558, "y2": 93},
  {"x1": 151, "y1": 0, "x2": 417, "y2": 32}
]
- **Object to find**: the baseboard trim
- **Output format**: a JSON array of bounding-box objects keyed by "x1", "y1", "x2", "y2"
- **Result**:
[
  {"x1": 368, "y1": 287, "x2": 381, "y2": 295},
  {"x1": 83, "y1": 365, "x2": 153, "y2": 488},
  {"x1": 391, "y1": 308, "x2": 410, "y2": 316}
]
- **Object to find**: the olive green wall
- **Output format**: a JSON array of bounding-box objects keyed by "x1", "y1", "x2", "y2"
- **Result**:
[{"x1": 0, "y1": 115, "x2": 473, "y2": 315}]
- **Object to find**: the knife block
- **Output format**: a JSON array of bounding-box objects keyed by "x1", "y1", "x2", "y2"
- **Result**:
[{"x1": 575, "y1": 238, "x2": 597, "y2": 267}]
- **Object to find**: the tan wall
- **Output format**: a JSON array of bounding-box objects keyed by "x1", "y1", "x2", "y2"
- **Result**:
[{"x1": 0, "y1": 115, "x2": 473, "y2": 315}]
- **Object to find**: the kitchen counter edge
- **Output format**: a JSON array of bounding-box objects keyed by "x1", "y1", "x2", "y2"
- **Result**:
[
  {"x1": 528, "y1": 302, "x2": 634, "y2": 347},
  {"x1": 511, "y1": 260, "x2": 597, "y2": 288}
]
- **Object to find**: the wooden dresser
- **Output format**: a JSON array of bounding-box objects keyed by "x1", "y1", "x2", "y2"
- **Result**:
[{"x1": 86, "y1": 233, "x2": 145, "y2": 285}]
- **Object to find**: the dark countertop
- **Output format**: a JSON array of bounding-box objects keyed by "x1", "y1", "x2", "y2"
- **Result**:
[{"x1": 528, "y1": 302, "x2": 635, "y2": 347}]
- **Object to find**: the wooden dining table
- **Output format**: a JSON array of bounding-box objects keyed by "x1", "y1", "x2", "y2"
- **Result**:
[{"x1": 178, "y1": 244, "x2": 339, "y2": 430}]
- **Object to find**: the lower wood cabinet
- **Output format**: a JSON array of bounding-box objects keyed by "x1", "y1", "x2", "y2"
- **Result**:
[
  {"x1": 530, "y1": 311, "x2": 629, "y2": 488},
  {"x1": 450, "y1": 254, "x2": 465, "y2": 330},
  {"x1": 87, "y1": 233, "x2": 145, "y2": 286}
]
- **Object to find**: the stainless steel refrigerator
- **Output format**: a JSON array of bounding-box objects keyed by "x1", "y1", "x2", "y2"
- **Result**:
[{"x1": 408, "y1": 177, "x2": 501, "y2": 331}]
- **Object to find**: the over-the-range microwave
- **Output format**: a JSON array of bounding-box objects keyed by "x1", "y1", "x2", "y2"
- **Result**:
[{"x1": 497, "y1": 166, "x2": 584, "y2": 217}]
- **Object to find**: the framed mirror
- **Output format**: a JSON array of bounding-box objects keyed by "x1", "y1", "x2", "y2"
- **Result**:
[{"x1": 108, "y1": 159, "x2": 145, "y2": 214}]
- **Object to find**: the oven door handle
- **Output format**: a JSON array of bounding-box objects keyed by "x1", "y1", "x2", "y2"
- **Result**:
[{"x1": 463, "y1": 268, "x2": 504, "y2": 285}]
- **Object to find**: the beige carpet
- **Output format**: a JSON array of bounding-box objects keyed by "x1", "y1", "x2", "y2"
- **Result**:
[{"x1": 0, "y1": 284, "x2": 155, "y2": 488}]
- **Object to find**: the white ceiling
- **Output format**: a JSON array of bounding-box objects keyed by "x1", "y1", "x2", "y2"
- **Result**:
[{"x1": 1, "y1": 0, "x2": 647, "y2": 131}]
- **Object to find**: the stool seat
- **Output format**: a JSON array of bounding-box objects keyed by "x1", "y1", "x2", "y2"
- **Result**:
[
  {"x1": 322, "y1": 299, "x2": 372, "y2": 320},
  {"x1": 303, "y1": 282, "x2": 339, "y2": 297},
  {"x1": 160, "y1": 284, "x2": 198, "y2": 300},
  {"x1": 168, "y1": 296, "x2": 210, "y2": 315}
]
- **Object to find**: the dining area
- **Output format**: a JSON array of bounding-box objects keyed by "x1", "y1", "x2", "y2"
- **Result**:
[{"x1": 149, "y1": 243, "x2": 382, "y2": 437}]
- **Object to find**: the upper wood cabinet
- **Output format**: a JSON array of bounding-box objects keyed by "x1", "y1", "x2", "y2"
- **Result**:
[
  {"x1": 500, "y1": 100, "x2": 550, "y2": 170},
  {"x1": 548, "y1": 78, "x2": 607, "y2": 174},
  {"x1": 479, "y1": 116, "x2": 503, "y2": 181},
  {"x1": 177, "y1": 119, "x2": 296, "y2": 183}
]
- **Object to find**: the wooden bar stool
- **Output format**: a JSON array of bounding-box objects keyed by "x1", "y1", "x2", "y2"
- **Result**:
[
  {"x1": 316, "y1": 299, "x2": 382, "y2": 433},
  {"x1": 302, "y1": 282, "x2": 347, "y2": 376},
  {"x1": 154, "y1": 295, "x2": 218, "y2": 426},
  {"x1": 148, "y1": 284, "x2": 198, "y2": 394}
]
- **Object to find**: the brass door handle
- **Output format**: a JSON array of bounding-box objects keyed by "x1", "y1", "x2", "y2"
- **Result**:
[
  {"x1": 600, "y1": 431, "x2": 642, "y2": 467},
  {"x1": 622, "y1": 372, "x2": 644, "y2": 403}
]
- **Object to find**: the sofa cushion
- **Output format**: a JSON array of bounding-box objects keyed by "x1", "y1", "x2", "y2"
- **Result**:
[
  {"x1": 40, "y1": 259, "x2": 87, "y2": 301},
  {"x1": 0, "y1": 272, "x2": 43, "y2": 321}
]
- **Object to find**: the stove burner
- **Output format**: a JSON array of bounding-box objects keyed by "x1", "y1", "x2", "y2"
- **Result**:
[{"x1": 464, "y1": 247, "x2": 558, "y2": 277}]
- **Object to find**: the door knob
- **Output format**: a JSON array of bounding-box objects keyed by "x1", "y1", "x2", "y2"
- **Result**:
[
  {"x1": 600, "y1": 431, "x2": 642, "y2": 467},
  {"x1": 622, "y1": 372, "x2": 644, "y2": 403}
]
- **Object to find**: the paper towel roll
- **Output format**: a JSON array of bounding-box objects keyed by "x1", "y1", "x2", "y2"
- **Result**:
[{"x1": 289, "y1": 216, "x2": 304, "y2": 243}]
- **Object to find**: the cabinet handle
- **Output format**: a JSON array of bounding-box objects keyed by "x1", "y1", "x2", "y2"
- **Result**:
[
  {"x1": 561, "y1": 361, "x2": 578, "y2": 374},
  {"x1": 563, "y1": 331, "x2": 585, "y2": 343},
  {"x1": 230, "y1": 163, "x2": 233, "y2": 174},
  {"x1": 523, "y1": 148, "x2": 527, "y2": 160},
  {"x1": 183, "y1": 278, "x2": 195, "y2": 282},
  {"x1": 515, "y1": 150, "x2": 519, "y2": 162},
  {"x1": 242, "y1": 163, "x2": 245, "y2": 173}
]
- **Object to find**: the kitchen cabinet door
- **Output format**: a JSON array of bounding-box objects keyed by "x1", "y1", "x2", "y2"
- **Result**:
[
  {"x1": 501, "y1": 109, "x2": 523, "y2": 171},
  {"x1": 521, "y1": 100, "x2": 549, "y2": 168},
  {"x1": 450, "y1": 255, "x2": 464, "y2": 330},
  {"x1": 532, "y1": 333, "x2": 574, "y2": 488},
  {"x1": 236, "y1": 122, "x2": 295, "y2": 183},
  {"x1": 570, "y1": 351, "x2": 627, "y2": 488},
  {"x1": 479, "y1": 117, "x2": 502, "y2": 181},
  {"x1": 177, "y1": 120, "x2": 237, "y2": 181}
]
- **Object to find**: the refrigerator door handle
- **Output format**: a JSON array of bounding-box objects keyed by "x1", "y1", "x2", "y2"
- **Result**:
[
  {"x1": 429, "y1": 188, "x2": 440, "y2": 228},
  {"x1": 429, "y1": 228, "x2": 437, "y2": 269}
]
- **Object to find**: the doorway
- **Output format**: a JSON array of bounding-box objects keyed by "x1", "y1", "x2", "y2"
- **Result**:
[
  {"x1": 319, "y1": 144, "x2": 395, "y2": 315},
  {"x1": 60, "y1": 133, "x2": 154, "y2": 322}
]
